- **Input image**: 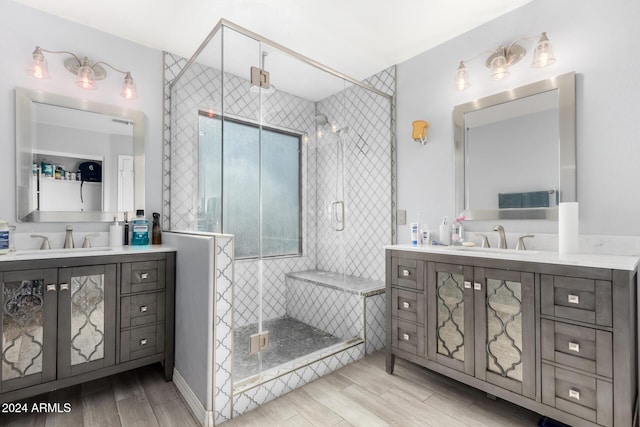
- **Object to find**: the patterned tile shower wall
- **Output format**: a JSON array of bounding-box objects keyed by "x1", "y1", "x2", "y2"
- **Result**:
[{"x1": 316, "y1": 67, "x2": 395, "y2": 282}]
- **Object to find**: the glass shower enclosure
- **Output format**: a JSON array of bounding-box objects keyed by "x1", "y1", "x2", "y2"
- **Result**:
[{"x1": 168, "y1": 19, "x2": 393, "y2": 388}]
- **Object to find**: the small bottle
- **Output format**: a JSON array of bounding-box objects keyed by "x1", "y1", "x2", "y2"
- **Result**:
[
  {"x1": 420, "y1": 226, "x2": 431, "y2": 246},
  {"x1": 131, "y1": 210, "x2": 150, "y2": 245},
  {"x1": 0, "y1": 220, "x2": 9, "y2": 255},
  {"x1": 152, "y1": 212, "x2": 162, "y2": 245},
  {"x1": 451, "y1": 220, "x2": 463, "y2": 244},
  {"x1": 110, "y1": 217, "x2": 123, "y2": 247},
  {"x1": 123, "y1": 212, "x2": 130, "y2": 246},
  {"x1": 439, "y1": 216, "x2": 451, "y2": 245}
]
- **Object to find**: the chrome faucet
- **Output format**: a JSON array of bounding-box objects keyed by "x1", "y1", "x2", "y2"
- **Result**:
[
  {"x1": 493, "y1": 225, "x2": 507, "y2": 249},
  {"x1": 64, "y1": 225, "x2": 74, "y2": 249},
  {"x1": 516, "y1": 234, "x2": 535, "y2": 251},
  {"x1": 475, "y1": 233, "x2": 490, "y2": 248},
  {"x1": 31, "y1": 235, "x2": 51, "y2": 250}
]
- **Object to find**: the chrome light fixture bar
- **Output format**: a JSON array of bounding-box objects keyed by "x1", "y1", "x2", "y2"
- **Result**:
[
  {"x1": 27, "y1": 46, "x2": 137, "y2": 99},
  {"x1": 454, "y1": 32, "x2": 556, "y2": 91}
]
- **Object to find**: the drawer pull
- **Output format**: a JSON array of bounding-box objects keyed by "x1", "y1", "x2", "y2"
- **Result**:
[
  {"x1": 402, "y1": 333, "x2": 410, "y2": 341},
  {"x1": 47, "y1": 284, "x2": 57, "y2": 292},
  {"x1": 474, "y1": 282, "x2": 482, "y2": 291},
  {"x1": 140, "y1": 305, "x2": 148, "y2": 313},
  {"x1": 569, "y1": 389, "x2": 580, "y2": 400},
  {"x1": 567, "y1": 294, "x2": 579, "y2": 304},
  {"x1": 140, "y1": 338, "x2": 148, "y2": 346},
  {"x1": 401, "y1": 269, "x2": 410, "y2": 277},
  {"x1": 464, "y1": 281, "x2": 472, "y2": 289},
  {"x1": 140, "y1": 272, "x2": 149, "y2": 280},
  {"x1": 402, "y1": 301, "x2": 410, "y2": 309},
  {"x1": 568, "y1": 342, "x2": 580, "y2": 353},
  {"x1": 59, "y1": 283, "x2": 69, "y2": 291}
]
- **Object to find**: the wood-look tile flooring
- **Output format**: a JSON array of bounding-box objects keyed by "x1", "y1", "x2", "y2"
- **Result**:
[
  {"x1": 0, "y1": 363, "x2": 199, "y2": 427},
  {"x1": 1, "y1": 353, "x2": 542, "y2": 427},
  {"x1": 225, "y1": 352, "x2": 542, "y2": 427}
]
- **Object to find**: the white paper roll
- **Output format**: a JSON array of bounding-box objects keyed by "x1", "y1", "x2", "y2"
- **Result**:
[{"x1": 559, "y1": 202, "x2": 579, "y2": 253}]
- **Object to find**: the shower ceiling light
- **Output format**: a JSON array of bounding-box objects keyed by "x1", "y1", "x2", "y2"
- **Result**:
[
  {"x1": 454, "y1": 32, "x2": 555, "y2": 91},
  {"x1": 27, "y1": 46, "x2": 138, "y2": 99}
]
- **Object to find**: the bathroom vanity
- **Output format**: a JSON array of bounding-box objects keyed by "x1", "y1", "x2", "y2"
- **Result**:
[
  {"x1": 386, "y1": 245, "x2": 637, "y2": 427},
  {"x1": 0, "y1": 246, "x2": 175, "y2": 403}
]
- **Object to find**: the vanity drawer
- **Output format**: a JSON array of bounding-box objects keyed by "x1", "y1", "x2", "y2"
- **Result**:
[
  {"x1": 542, "y1": 364, "x2": 612, "y2": 427},
  {"x1": 120, "y1": 323, "x2": 165, "y2": 362},
  {"x1": 391, "y1": 288, "x2": 424, "y2": 325},
  {"x1": 391, "y1": 257, "x2": 425, "y2": 290},
  {"x1": 541, "y1": 275, "x2": 612, "y2": 326},
  {"x1": 121, "y1": 292, "x2": 166, "y2": 328},
  {"x1": 391, "y1": 318, "x2": 425, "y2": 357},
  {"x1": 121, "y1": 260, "x2": 166, "y2": 294},
  {"x1": 541, "y1": 319, "x2": 612, "y2": 378}
]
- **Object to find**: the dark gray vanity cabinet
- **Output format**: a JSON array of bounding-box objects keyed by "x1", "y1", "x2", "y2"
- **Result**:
[
  {"x1": 386, "y1": 249, "x2": 637, "y2": 427},
  {"x1": 0, "y1": 250, "x2": 175, "y2": 403}
]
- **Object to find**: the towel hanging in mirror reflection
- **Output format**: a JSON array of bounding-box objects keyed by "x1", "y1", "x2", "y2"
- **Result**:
[{"x1": 412, "y1": 120, "x2": 429, "y2": 145}]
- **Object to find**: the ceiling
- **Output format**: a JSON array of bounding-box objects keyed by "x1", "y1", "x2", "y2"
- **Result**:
[{"x1": 13, "y1": 0, "x2": 534, "y2": 85}]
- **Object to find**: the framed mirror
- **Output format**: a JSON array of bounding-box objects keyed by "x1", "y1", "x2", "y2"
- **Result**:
[
  {"x1": 15, "y1": 88, "x2": 145, "y2": 222},
  {"x1": 454, "y1": 72, "x2": 575, "y2": 220}
]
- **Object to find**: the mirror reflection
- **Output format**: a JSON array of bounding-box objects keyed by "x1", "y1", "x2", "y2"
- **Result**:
[
  {"x1": 454, "y1": 72, "x2": 575, "y2": 220},
  {"x1": 15, "y1": 88, "x2": 145, "y2": 222}
]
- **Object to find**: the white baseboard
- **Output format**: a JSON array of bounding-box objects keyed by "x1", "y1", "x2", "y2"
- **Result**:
[{"x1": 173, "y1": 368, "x2": 214, "y2": 427}]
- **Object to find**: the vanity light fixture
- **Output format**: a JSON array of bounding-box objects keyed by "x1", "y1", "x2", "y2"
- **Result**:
[
  {"x1": 412, "y1": 120, "x2": 429, "y2": 145},
  {"x1": 27, "y1": 46, "x2": 138, "y2": 99},
  {"x1": 454, "y1": 32, "x2": 555, "y2": 91}
]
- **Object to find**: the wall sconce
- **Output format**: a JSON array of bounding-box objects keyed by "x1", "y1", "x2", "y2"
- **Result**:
[
  {"x1": 26, "y1": 46, "x2": 138, "y2": 99},
  {"x1": 454, "y1": 32, "x2": 555, "y2": 91},
  {"x1": 412, "y1": 120, "x2": 429, "y2": 145}
]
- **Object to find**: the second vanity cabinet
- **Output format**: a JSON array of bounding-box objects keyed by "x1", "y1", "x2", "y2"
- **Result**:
[
  {"x1": 0, "y1": 249, "x2": 175, "y2": 403},
  {"x1": 386, "y1": 248, "x2": 637, "y2": 427}
]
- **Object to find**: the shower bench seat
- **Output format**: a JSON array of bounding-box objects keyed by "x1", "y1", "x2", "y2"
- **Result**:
[{"x1": 285, "y1": 270, "x2": 386, "y2": 355}]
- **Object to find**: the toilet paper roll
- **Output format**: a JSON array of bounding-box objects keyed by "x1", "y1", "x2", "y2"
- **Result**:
[{"x1": 559, "y1": 202, "x2": 579, "y2": 254}]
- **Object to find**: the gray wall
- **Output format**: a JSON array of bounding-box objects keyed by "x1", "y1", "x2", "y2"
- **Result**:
[
  {"x1": 0, "y1": 1, "x2": 163, "y2": 233},
  {"x1": 396, "y1": 0, "x2": 640, "y2": 240}
]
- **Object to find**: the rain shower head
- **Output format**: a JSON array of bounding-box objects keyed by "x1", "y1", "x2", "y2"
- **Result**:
[{"x1": 316, "y1": 113, "x2": 329, "y2": 126}]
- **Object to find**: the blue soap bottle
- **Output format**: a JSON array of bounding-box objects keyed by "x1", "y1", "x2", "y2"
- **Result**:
[{"x1": 131, "y1": 209, "x2": 150, "y2": 245}]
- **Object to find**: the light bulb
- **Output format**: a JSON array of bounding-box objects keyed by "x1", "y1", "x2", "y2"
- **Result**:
[{"x1": 454, "y1": 61, "x2": 470, "y2": 91}]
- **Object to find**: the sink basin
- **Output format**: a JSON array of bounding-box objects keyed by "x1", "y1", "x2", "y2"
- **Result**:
[
  {"x1": 12, "y1": 247, "x2": 115, "y2": 256},
  {"x1": 446, "y1": 246, "x2": 539, "y2": 255}
]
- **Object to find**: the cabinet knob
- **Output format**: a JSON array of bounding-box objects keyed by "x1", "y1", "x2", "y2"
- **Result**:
[
  {"x1": 59, "y1": 283, "x2": 69, "y2": 291},
  {"x1": 402, "y1": 333, "x2": 410, "y2": 341},
  {"x1": 140, "y1": 272, "x2": 149, "y2": 280},
  {"x1": 568, "y1": 342, "x2": 580, "y2": 353},
  {"x1": 140, "y1": 305, "x2": 148, "y2": 313},
  {"x1": 569, "y1": 389, "x2": 580, "y2": 400},
  {"x1": 140, "y1": 338, "x2": 148, "y2": 346},
  {"x1": 567, "y1": 294, "x2": 579, "y2": 304},
  {"x1": 401, "y1": 269, "x2": 410, "y2": 277},
  {"x1": 46, "y1": 284, "x2": 57, "y2": 292},
  {"x1": 474, "y1": 282, "x2": 482, "y2": 291},
  {"x1": 402, "y1": 301, "x2": 410, "y2": 309},
  {"x1": 464, "y1": 281, "x2": 472, "y2": 289}
]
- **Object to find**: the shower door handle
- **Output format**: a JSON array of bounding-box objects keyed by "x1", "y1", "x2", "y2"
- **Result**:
[{"x1": 331, "y1": 200, "x2": 345, "y2": 231}]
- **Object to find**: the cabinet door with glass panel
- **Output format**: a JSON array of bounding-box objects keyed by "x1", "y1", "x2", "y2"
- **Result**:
[
  {"x1": 474, "y1": 267, "x2": 535, "y2": 399},
  {"x1": 1, "y1": 269, "x2": 58, "y2": 393},
  {"x1": 427, "y1": 263, "x2": 535, "y2": 399},
  {"x1": 57, "y1": 265, "x2": 116, "y2": 378},
  {"x1": 427, "y1": 262, "x2": 475, "y2": 376}
]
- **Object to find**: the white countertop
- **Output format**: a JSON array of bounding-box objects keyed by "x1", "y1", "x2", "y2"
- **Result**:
[
  {"x1": 0, "y1": 245, "x2": 176, "y2": 262},
  {"x1": 386, "y1": 244, "x2": 640, "y2": 271}
]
